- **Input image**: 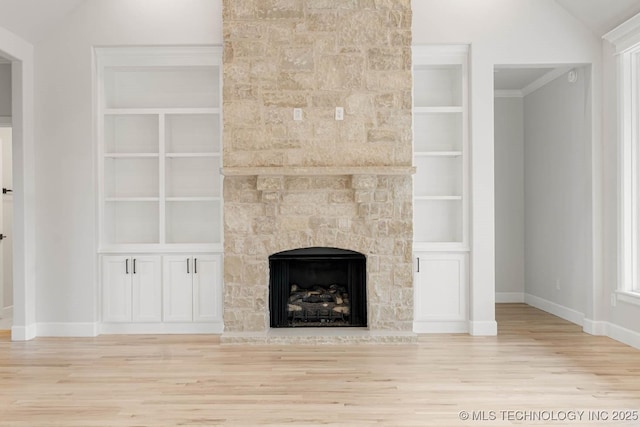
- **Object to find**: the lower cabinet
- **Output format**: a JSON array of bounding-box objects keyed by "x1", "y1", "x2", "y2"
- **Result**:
[
  {"x1": 102, "y1": 255, "x2": 162, "y2": 323},
  {"x1": 413, "y1": 252, "x2": 468, "y2": 333},
  {"x1": 163, "y1": 254, "x2": 222, "y2": 322},
  {"x1": 101, "y1": 253, "x2": 222, "y2": 330}
]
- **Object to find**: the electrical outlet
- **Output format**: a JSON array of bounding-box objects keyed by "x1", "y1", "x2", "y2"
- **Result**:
[
  {"x1": 293, "y1": 108, "x2": 302, "y2": 121},
  {"x1": 335, "y1": 106, "x2": 344, "y2": 121}
]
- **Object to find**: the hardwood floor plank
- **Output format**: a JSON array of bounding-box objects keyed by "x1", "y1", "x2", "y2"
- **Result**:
[{"x1": 0, "y1": 304, "x2": 639, "y2": 426}]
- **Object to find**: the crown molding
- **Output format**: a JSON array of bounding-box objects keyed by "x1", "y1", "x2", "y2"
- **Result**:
[
  {"x1": 603, "y1": 12, "x2": 640, "y2": 53},
  {"x1": 521, "y1": 67, "x2": 572, "y2": 97},
  {"x1": 494, "y1": 90, "x2": 523, "y2": 98}
]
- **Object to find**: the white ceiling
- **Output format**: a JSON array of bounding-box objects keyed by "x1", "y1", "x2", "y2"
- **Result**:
[
  {"x1": 0, "y1": 0, "x2": 85, "y2": 44},
  {"x1": 494, "y1": 1, "x2": 640, "y2": 93},
  {"x1": 0, "y1": 0, "x2": 638, "y2": 44},
  {"x1": 494, "y1": 68, "x2": 555, "y2": 91},
  {"x1": 555, "y1": 0, "x2": 640, "y2": 36},
  {"x1": 0, "y1": 2, "x2": 636, "y2": 108}
]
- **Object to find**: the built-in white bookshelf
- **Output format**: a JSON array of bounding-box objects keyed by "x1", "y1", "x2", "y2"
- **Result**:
[
  {"x1": 95, "y1": 47, "x2": 224, "y2": 333},
  {"x1": 412, "y1": 45, "x2": 470, "y2": 334},
  {"x1": 96, "y1": 47, "x2": 222, "y2": 252},
  {"x1": 412, "y1": 46, "x2": 469, "y2": 251}
]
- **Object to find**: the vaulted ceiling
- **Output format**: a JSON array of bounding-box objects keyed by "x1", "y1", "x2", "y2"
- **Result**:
[
  {"x1": 0, "y1": 0, "x2": 639, "y2": 59},
  {"x1": 555, "y1": 0, "x2": 640, "y2": 36},
  {"x1": 1, "y1": 0, "x2": 640, "y2": 45}
]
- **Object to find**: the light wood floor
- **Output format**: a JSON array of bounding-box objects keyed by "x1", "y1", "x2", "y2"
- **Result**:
[{"x1": 1, "y1": 304, "x2": 639, "y2": 426}]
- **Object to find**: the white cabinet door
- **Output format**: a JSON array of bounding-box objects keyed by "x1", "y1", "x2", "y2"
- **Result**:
[
  {"x1": 102, "y1": 255, "x2": 132, "y2": 322},
  {"x1": 414, "y1": 253, "x2": 468, "y2": 328},
  {"x1": 131, "y1": 256, "x2": 162, "y2": 322},
  {"x1": 192, "y1": 255, "x2": 221, "y2": 322},
  {"x1": 163, "y1": 255, "x2": 194, "y2": 322},
  {"x1": 103, "y1": 255, "x2": 161, "y2": 323}
]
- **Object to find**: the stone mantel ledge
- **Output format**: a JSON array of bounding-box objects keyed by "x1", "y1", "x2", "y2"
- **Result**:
[{"x1": 221, "y1": 166, "x2": 416, "y2": 177}]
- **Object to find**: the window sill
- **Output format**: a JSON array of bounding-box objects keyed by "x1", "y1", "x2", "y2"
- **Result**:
[{"x1": 615, "y1": 291, "x2": 640, "y2": 307}]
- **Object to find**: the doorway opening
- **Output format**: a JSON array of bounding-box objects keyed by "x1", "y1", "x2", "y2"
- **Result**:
[
  {"x1": 493, "y1": 64, "x2": 593, "y2": 330},
  {"x1": 0, "y1": 57, "x2": 12, "y2": 332}
]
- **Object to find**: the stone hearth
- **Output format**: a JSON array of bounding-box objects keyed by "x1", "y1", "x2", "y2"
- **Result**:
[{"x1": 221, "y1": 0, "x2": 414, "y2": 343}]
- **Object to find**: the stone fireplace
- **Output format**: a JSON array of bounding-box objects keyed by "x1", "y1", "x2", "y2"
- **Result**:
[{"x1": 221, "y1": 0, "x2": 415, "y2": 342}]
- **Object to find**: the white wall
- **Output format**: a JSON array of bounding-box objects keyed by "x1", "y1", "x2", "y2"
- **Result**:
[
  {"x1": 523, "y1": 67, "x2": 592, "y2": 317},
  {"x1": 33, "y1": 0, "x2": 222, "y2": 328},
  {"x1": 0, "y1": 64, "x2": 10, "y2": 117},
  {"x1": 494, "y1": 97, "x2": 524, "y2": 299},
  {"x1": 14, "y1": 0, "x2": 609, "y2": 335},
  {"x1": 412, "y1": 0, "x2": 602, "y2": 332}
]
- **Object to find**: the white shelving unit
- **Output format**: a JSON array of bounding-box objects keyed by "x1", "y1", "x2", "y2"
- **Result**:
[
  {"x1": 413, "y1": 46, "x2": 469, "y2": 251},
  {"x1": 413, "y1": 45, "x2": 470, "y2": 333},
  {"x1": 95, "y1": 47, "x2": 223, "y2": 334},
  {"x1": 97, "y1": 47, "x2": 222, "y2": 252}
]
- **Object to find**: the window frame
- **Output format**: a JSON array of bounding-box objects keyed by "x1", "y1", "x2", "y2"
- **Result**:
[{"x1": 605, "y1": 15, "x2": 640, "y2": 301}]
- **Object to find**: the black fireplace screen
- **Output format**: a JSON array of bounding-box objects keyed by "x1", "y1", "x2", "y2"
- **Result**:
[{"x1": 269, "y1": 247, "x2": 367, "y2": 328}]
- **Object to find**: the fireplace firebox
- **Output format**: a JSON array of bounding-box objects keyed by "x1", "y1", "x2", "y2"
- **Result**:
[{"x1": 269, "y1": 247, "x2": 367, "y2": 328}]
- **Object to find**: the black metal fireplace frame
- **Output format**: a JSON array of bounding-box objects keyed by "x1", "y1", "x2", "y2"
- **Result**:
[{"x1": 269, "y1": 247, "x2": 367, "y2": 328}]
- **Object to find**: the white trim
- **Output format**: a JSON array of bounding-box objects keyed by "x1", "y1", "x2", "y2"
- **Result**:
[
  {"x1": 468, "y1": 320, "x2": 497, "y2": 336},
  {"x1": 614, "y1": 44, "x2": 640, "y2": 295},
  {"x1": 521, "y1": 67, "x2": 572, "y2": 97},
  {"x1": 0, "y1": 116, "x2": 10, "y2": 126},
  {"x1": 100, "y1": 322, "x2": 223, "y2": 334},
  {"x1": 583, "y1": 318, "x2": 608, "y2": 335},
  {"x1": 413, "y1": 320, "x2": 468, "y2": 334},
  {"x1": 11, "y1": 323, "x2": 36, "y2": 341},
  {"x1": 524, "y1": 293, "x2": 585, "y2": 326},
  {"x1": 412, "y1": 44, "x2": 469, "y2": 64},
  {"x1": 37, "y1": 322, "x2": 99, "y2": 337},
  {"x1": 95, "y1": 46, "x2": 223, "y2": 67},
  {"x1": 615, "y1": 290, "x2": 640, "y2": 306},
  {"x1": 494, "y1": 90, "x2": 523, "y2": 98},
  {"x1": 607, "y1": 321, "x2": 640, "y2": 350},
  {"x1": 495, "y1": 292, "x2": 525, "y2": 303},
  {"x1": 604, "y1": 12, "x2": 640, "y2": 53},
  {"x1": 519, "y1": 300, "x2": 640, "y2": 349}
]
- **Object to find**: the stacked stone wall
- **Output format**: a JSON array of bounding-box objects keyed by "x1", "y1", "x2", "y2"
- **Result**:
[{"x1": 222, "y1": 0, "x2": 413, "y2": 333}]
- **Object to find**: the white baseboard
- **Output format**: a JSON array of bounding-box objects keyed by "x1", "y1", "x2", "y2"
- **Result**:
[
  {"x1": 495, "y1": 292, "x2": 525, "y2": 303},
  {"x1": 583, "y1": 318, "x2": 607, "y2": 335},
  {"x1": 524, "y1": 293, "x2": 585, "y2": 326},
  {"x1": 607, "y1": 322, "x2": 640, "y2": 350},
  {"x1": 11, "y1": 323, "x2": 37, "y2": 341},
  {"x1": 100, "y1": 322, "x2": 224, "y2": 334},
  {"x1": 521, "y1": 296, "x2": 640, "y2": 350},
  {"x1": 413, "y1": 320, "x2": 468, "y2": 334},
  {"x1": 468, "y1": 320, "x2": 498, "y2": 336},
  {"x1": 37, "y1": 322, "x2": 99, "y2": 337}
]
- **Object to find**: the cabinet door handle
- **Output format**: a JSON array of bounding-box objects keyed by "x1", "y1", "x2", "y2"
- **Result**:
[
  {"x1": 194, "y1": 258, "x2": 197, "y2": 274},
  {"x1": 133, "y1": 258, "x2": 136, "y2": 274},
  {"x1": 186, "y1": 258, "x2": 190, "y2": 274},
  {"x1": 417, "y1": 257, "x2": 420, "y2": 273},
  {"x1": 125, "y1": 258, "x2": 129, "y2": 274}
]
